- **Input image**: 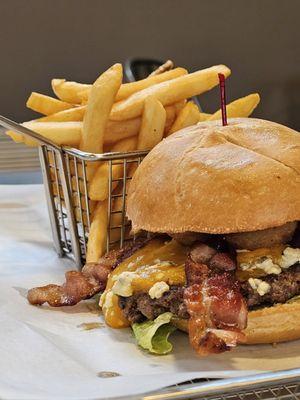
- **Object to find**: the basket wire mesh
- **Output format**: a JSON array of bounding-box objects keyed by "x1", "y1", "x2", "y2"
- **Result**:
[
  {"x1": 1, "y1": 115, "x2": 300, "y2": 400},
  {"x1": 22, "y1": 120, "x2": 148, "y2": 268}
]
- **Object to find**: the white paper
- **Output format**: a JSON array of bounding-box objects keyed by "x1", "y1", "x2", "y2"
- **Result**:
[{"x1": 0, "y1": 184, "x2": 300, "y2": 400}]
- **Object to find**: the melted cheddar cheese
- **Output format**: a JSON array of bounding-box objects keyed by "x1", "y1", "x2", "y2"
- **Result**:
[
  {"x1": 100, "y1": 240, "x2": 297, "y2": 328},
  {"x1": 236, "y1": 245, "x2": 285, "y2": 281},
  {"x1": 100, "y1": 238, "x2": 188, "y2": 328},
  {"x1": 237, "y1": 245, "x2": 285, "y2": 266}
]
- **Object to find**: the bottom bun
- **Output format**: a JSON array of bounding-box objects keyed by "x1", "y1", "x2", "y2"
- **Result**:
[
  {"x1": 172, "y1": 302, "x2": 300, "y2": 345},
  {"x1": 243, "y1": 302, "x2": 300, "y2": 344}
]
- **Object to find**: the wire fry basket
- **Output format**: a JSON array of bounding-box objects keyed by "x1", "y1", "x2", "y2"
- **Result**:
[
  {"x1": 0, "y1": 116, "x2": 147, "y2": 268},
  {"x1": 40, "y1": 144, "x2": 148, "y2": 268},
  {"x1": 1, "y1": 115, "x2": 300, "y2": 400}
]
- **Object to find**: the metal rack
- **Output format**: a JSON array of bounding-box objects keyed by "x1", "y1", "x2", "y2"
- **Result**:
[
  {"x1": 143, "y1": 369, "x2": 300, "y2": 399},
  {"x1": 0, "y1": 115, "x2": 148, "y2": 267},
  {"x1": 1, "y1": 115, "x2": 300, "y2": 400}
]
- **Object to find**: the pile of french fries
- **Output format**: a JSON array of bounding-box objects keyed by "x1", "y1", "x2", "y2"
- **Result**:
[{"x1": 7, "y1": 61, "x2": 260, "y2": 263}]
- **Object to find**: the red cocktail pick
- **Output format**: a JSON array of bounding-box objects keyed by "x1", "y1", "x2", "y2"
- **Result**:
[{"x1": 218, "y1": 73, "x2": 227, "y2": 126}]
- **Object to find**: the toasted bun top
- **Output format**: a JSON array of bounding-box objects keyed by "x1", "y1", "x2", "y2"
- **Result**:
[{"x1": 127, "y1": 118, "x2": 300, "y2": 234}]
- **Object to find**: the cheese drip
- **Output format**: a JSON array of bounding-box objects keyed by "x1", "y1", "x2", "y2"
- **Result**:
[{"x1": 100, "y1": 239, "x2": 188, "y2": 328}]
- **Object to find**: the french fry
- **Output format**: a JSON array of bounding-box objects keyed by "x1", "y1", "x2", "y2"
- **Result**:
[
  {"x1": 74, "y1": 207, "x2": 91, "y2": 227},
  {"x1": 164, "y1": 106, "x2": 176, "y2": 133},
  {"x1": 208, "y1": 93, "x2": 260, "y2": 121},
  {"x1": 26, "y1": 92, "x2": 74, "y2": 115},
  {"x1": 104, "y1": 118, "x2": 140, "y2": 145},
  {"x1": 36, "y1": 103, "x2": 178, "y2": 143},
  {"x1": 86, "y1": 200, "x2": 108, "y2": 262},
  {"x1": 173, "y1": 99, "x2": 187, "y2": 114},
  {"x1": 115, "y1": 67, "x2": 187, "y2": 101},
  {"x1": 7, "y1": 101, "x2": 182, "y2": 150},
  {"x1": 105, "y1": 105, "x2": 177, "y2": 147},
  {"x1": 52, "y1": 79, "x2": 90, "y2": 104},
  {"x1": 80, "y1": 63, "x2": 123, "y2": 154},
  {"x1": 110, "y1": 65, "x2": 231, "y2": 121},
  {"x1": 7, "y1": 121, "x2": 82, "y2": 147},
  {"x1": 137, "y1": 96, "x2": 166, "y2": 150},
  {"x1": 198, "y1": 112, "x2": 212, "y2": 122},
  {"x1": 78, "y1": 67, "x2": 187, "y2": 103},
  {"x1": 7, "y1": 119, "x2": 139, "y2": 148},
  {"x1": 167, "y1": 101, "x2": 201, "y2": 136},
  {"x1": 89, "y1": 136, "x2": 137, "y2": 201},
  {"x1": 81, "y1": 63, "x2": 123, "y2": 183},
  {"x1": 10, "y1": 102, "x2": 179, "y2": 147},
  {"x1": 73, "y1": 190, "x2": 97, "y2": 225},
  {"x1": 6, "y1": 131, "x2": 24, "y2": 143},
  {"x1": 164, "y1": 101, "x2": 186, "y2": 134},
  {"x1": 37, "y1": 105, "x2": 86, "y2": 122},
  {"x1": 89, "y1": 161, "x2": 121, "y2": 201},
  {"x1": 149, "y1": 60, "x2": 174, "y2": 76}
]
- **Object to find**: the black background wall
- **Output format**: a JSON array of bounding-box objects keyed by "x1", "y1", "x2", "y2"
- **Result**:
[{"x1": 1, "y1": 0, "x2": 299, "y2": 129}]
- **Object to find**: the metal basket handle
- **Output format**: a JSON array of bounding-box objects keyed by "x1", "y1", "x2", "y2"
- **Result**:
[{"x1": 0, "y1": 115, "x2": 60, "y2": 149}]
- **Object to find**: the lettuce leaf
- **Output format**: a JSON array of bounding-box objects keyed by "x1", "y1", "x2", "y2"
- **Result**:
[{"x1": 132, "y1": 312, "x2": 176, "y2": 355}]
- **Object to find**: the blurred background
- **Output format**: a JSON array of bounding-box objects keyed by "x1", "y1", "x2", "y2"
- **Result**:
[{"x1": 0, "y1": 0, "x2": 299, "y2": 182}]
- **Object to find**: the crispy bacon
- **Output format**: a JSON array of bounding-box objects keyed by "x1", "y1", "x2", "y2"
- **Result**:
[
  {"x1": 27, "y1": 238, "x2": 150, "y2": 307},
  {"x1": 27, "y1": 271, "x2": 100, "y2": 307},
  {"x1": 184, "y1": 243, "x2": 247, "y2": 356}
]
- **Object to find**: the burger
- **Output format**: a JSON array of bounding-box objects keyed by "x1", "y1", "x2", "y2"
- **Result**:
[
  {"x1": 100, "y1": 117, "x2": 300, "y2": 355},
  {"x1": 28, "y1": 117, "x2": 300, "y2": 357}
]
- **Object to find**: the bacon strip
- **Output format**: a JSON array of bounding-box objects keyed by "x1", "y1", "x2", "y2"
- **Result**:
[
  {"x1": 27, "y1": 238, "x2": 150, "y2": 307},
  {"x1": 184, "y1": 243, "x2": 247, "y2": 356}
]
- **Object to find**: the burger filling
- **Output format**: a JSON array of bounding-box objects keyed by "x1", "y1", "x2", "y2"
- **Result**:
[
  {"x1": 241, "y1": 264, "x2": 300, "y2": 307},
  {"x1": 119, "y1": 263, "x2": 300, "y2": 325},
  {"x1": 99, "y1": 228, "x2": 300, "y2": 355},
  {"x1": 119, "y1": 286, "x2": 189, "y2": 323},
  {"x1": 27, "y1": 222, "x2": 300, "y2": 356}
]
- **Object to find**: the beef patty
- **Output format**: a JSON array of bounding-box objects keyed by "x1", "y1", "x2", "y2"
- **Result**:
[
  {"x1": 119, "y1": 286, "x2": 189, "y2": 323},
  {"x1": 119, "y1": 265, "x2": 300, "y2": 323},
  {"x1": 241, "y1": 264, "x2": 300, "y2": 308}
]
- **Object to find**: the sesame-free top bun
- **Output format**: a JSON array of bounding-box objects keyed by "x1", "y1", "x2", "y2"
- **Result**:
[
  {"x1": 172, "y1": 302, "x2": 300, "y2": 345},
  {"x1": 127, "y1": 118, "x2": 300, "y2": 234}
]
